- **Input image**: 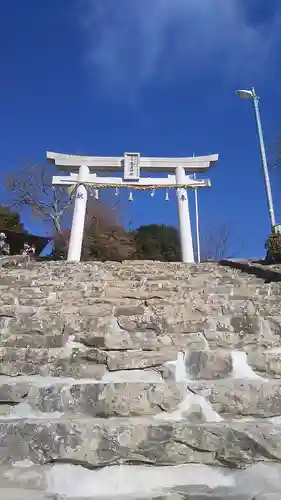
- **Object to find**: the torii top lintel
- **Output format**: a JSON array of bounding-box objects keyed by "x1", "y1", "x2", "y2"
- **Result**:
[{"x1": 46, "y1": 152, "x2": 218, "y2": 173}]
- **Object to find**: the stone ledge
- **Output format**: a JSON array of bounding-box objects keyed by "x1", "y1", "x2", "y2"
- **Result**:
[
  {"x1": 6, "y1": 376, "x2": 281, "y2": 419},
  {"x1": 0, "y1": 255, "x2": 31, "y2": 268},
  {"x1": 1, "y1": 417, "x2": 281, "y2": 467},
  {"x1": 2, "y1": 462, "x2": 281, "y2": 499},
  {"x1": 220, "y1": 259, "x2": 281, "y2": 282},
  {"x1": 16, "y1": 381, "x2": 183, "y2": 417}
]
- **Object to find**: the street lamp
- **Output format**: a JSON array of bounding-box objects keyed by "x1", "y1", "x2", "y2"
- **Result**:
[{"x1": 236, "y1": 87, "x2": 276, "y2": 228}]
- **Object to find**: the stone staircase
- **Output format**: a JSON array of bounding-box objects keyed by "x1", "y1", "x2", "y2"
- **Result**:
[{"x1": 1, "y1": 260, "x2": 281, "y2": 499}]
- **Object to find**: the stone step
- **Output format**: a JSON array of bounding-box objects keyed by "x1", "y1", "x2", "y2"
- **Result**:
[
  {"x1": 1, "y1": 380, "x2": 184, "y2": 417},
  {"x1": 0, "y1": 332, "x2": 66, "y2": 349},
  {"x1": 189, "y1": 378, "x2": 281, "y2": 419},
  {"x1": 0, "y1": 345, "x2": 199, "y2": 376},
  {"x1": 87, "y1": 348, "x2": 281, "y2": 381},
  {"x1": 0, "y1": 284, "x2": 263, "y2": 298},
  {"x1": 3, "y1": 306, "x2": 206, "y2": 337},
  {"x1": 0, "y1": 280, "x2": 273, "y2": 296},
  {"x1": 0, "y1": 278, "x2": 270, "y2": 298},
  {"x1": 1, "y1": 296, "x2": 281, "y2": 320},
  {"x1": 0, "y1": 268, "x2": 256, "y2": 281},
  {"x1": 0, "y1": 261, "x2": 266, "y2": 281},
  {"x1": 0, "y1": 324, "x2": 281, "y2": 378},
  {"x1": 248, "y1": 349, "x2": 281, "y2": 378},
  {"x1": 0, "y1": 346, "x2": 107, "y2": 379},
  {"x1": 0, "y1": 308, "x2": 211, "y2": 348},
  {"x1": 0, "y1": 286, "x2": 272, "y2": 298},
  {"x1": 0, "y1": 462, "x2": 280, "y2": 499},
  {"x1": 2, "y1": 370, "x2": 281, "y2": 420},
  {"x1": 0, "y1": 489, "x2": 263, "y2": 500},
  {"x1": 1, "y1": 304, "x2": 281, "y2": 352},
  {"x1": 1, "y1": 461, "x2": 281, "y2": 500},
  {"x1": 0, "y1": 287, "x2": 102, "y2": 299},
  {"x1": 2, "y1": 302, "x2": 281, "y2": 337},
  {"x1": 204, "y1": 316, "x2": 281, "y2": 350},
  {"x1": 52, "y1": 274, "x2": 262, "y2": 287},
  {"x1": 0, "y1": 344, "x2": 272, "y2": 379},
  {"x1": 0, "y1": 330, "x2": 206, "y2": 353},
  {"x1": 0, "y1": 301, "x2": 145, "y2": 319},
  {"x1": 0, "y1": 282, "x2": 258, "y2": 299},
  {"x1": 0, "y1": 416, "x2": 281, "y2": 468},
  {"x1": 0, "y1": 270, "x2": 265, "y2": 284},
  {"x1": 0, "y1": 264, "x2": 264, "y2": 282},
  {"x1": 111, "y1": 271, "x2": 259, "y2": 284},
  {"x1": 0, "y1": 314, "x2": 65, "y2": 339},
  {"x1": 0, "y1": 267, "x2": 217, "y2": 279},
  {"x1": 184, "y1": 349, "x2": 281, "y2": 381},
  {"x1": 0, "y1": 490, "x2": 46, "y2": 500}
]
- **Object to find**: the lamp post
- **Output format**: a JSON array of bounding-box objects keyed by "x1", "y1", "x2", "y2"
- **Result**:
[{"x1": 236, "y1": 88, "x2": 275, "y2": 228}]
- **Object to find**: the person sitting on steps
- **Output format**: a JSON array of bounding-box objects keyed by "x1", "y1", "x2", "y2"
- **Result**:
[
  {"x1": 22, "y1": 242, "x2": 36, "y2": 256},
  {"x1": 0, "y1": 233, "x2": 10, "y2": 256}
]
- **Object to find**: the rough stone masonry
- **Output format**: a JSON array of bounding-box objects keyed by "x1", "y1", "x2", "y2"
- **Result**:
[{"x1": 2, "y1": 258, "x2": 281, "y2": 499}]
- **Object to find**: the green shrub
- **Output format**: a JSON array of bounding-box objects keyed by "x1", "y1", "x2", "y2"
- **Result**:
[{"x1": 265, "y1": 232, "x2": 281, "y2": 262}]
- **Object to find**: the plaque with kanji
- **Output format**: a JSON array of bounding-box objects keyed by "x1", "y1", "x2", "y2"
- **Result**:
[{"x1": 123, "y1": 153, "x2": 140, "y2": 181}]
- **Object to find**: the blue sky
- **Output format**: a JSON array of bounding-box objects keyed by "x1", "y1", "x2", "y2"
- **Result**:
[{"x1": 1, "y1": 0, "x2": 281, "y2": 257}]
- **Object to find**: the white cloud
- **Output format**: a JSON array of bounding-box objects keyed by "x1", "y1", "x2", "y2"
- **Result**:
[{"x1": 78, "y1": 0, "x2": 281, "y2": 94}]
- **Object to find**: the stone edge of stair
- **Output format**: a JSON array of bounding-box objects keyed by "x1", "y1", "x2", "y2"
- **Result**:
[
  {"x1": 220, "y1": 259, "x2": 281, "y2": 282},
  {"x1": 0, "y1": 255, "x2": 31, "y2": 268}
]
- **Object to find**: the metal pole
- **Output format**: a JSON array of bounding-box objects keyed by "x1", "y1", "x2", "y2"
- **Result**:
[
  {"x1": 251, "y1": 87, "x2": 275, "y2": 228},
  {"x1": 194, "y1": 173, "x2": 201, "y2": 263}
]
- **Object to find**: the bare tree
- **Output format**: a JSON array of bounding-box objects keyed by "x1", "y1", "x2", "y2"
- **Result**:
[
  {"x1": 83, "y1": 200, "x2": 135, "y2": 261},
  {"x1": 53, "y1": 199, "x2": 134, "y2": 261},
  {"x1": 201, "y1": 225, "x2": 246, "y2": 261},
  {"x1": 5, "y1": 163, "x2": 74, "y2": 233}
]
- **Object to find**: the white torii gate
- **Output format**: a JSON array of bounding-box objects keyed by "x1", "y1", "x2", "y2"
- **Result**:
[{"x1": 48, "y1": 152, "x2": 218, "y2": 263}]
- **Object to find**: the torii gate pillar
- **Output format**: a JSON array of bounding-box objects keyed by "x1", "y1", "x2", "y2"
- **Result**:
[
  {"x1": 176, "y1": 166, "x2": 194, "y2": 263},
  {"x1": 67, "y1": 165, "x2": 89, "y2": 262}
]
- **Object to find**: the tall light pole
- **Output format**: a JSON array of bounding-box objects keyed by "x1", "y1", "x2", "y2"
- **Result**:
[{"x1": 236, "y1": 88, "x2": 276, "y2": 228}]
